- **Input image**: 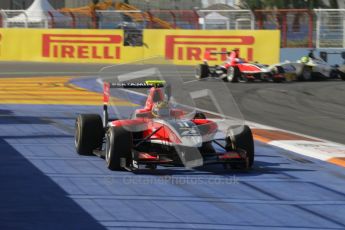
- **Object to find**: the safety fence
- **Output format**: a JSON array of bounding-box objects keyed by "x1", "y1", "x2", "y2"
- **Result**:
[
  {"x1": 255, "y1": 9, "x2": 314, "y2": 48},
  {"x1": 0, "y1": 9, "x2": 344, "y2": 48},
  {"x1": 314, "y1": 9, "x2": 345, "y2": 48}
]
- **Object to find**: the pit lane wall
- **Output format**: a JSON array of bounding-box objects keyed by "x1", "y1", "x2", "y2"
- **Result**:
[{"x1": 0, "y1": 29, "x2": 280, "y2": 65}]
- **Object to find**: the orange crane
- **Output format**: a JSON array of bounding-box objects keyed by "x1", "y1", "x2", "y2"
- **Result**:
[{"x1": 59, "y1": 1, "x2": 176, "y2": 29}]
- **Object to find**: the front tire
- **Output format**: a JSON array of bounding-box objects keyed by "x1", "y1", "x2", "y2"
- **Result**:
[
  {"x1": 105, "y1": 126, "x2": 133, "y2": 170},
  {"x1": 329, "y1": 70, "x2": 339, "y2": 79},
  {"x1": 226, "y1": 125, "x2": 254, "y2": 169},
  {"x1": 273, "y1": 66, "x2": 285, "y2": 83},
  {"x1": 75, "y1": 114, "x2": 104, "y2": 155},
  {"x1": 340, "y1": 71, "x2": 345, "y2": 80},
  {"x1": 298, "y1": 65, "x2": 312, "y2": 81},
  {"x1": 195, "y1": 64, "x2": 209, "y2": 80},
  {"x1": 226, "y1": 66, "x2": 240, "y2": 83}
]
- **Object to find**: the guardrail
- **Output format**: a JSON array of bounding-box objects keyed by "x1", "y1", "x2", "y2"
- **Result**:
[{"x1": 0, "y1": 9, "x2": 344, "y2": 48}]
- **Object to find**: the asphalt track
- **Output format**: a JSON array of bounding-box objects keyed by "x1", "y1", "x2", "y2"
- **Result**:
[
  {"x1": 0, "y1": 62, "x2": 345, "y2": 229},
  {"x1": 1, "y1": 62, "x2": 344, "y2": 144}
]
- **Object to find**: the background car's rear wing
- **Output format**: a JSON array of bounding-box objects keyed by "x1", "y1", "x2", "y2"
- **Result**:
[{"x1": 203, "y1": 51, "x2": 230, "y2": 62}]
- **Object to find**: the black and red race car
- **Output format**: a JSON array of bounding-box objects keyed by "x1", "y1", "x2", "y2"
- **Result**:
[
  {"x1": 74, "y1": 80, "x2": 254, "y2": 171},
  {"x1": 195, "y1": 51, "x2": 285, "y2": 83}
]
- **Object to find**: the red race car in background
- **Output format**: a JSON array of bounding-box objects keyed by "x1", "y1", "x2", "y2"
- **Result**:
[
  {"x1": 195, "y1": 49, "x2": 285, "y2": 83},
  {"x1": 74, "y1": 81, "x2": 254, "y2": 171}
]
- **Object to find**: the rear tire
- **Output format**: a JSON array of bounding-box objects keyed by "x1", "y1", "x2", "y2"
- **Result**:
[
  {"x1": 273, "y1": 66, "x2": 285, "y2": 83},
  {"x1": 199, "y1": 142, "x2": 216, "y2": 155},
  {"x1": 226, "y1": 66, "x2": 240, "y2": 83},
  {"x1": 195, "y1": 64, "x2": 209, "y2": 80},
  {"x1": 298, "y1": 65, "x2": 312, "y2": 81},
  {"x1": 105, "y1": 126, "x2": 133, "y2": 171},
  {"x1": 75, "y1": 114, "x2": 104, "y2": 155},
  {"x1": 329, "y1": 70, "x2": 338, "y2": 79},
  {"x1": 340, "y1": 71, "x2": 345, "y2": 81},
  {"x1": 226, "y1": 125, "x2": 254, "y2": 169}
]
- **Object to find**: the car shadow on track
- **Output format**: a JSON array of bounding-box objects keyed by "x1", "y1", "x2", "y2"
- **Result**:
[
  {"x1": 0, "y1": 137, "x2": 105, "y2": 230},
  {"x1": 131, "y1": 160, "x2": 315, "y2": 177}
]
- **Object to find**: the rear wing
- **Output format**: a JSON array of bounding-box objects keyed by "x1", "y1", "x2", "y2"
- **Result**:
[
  {"x1": 106, "y1": 82, "x2": 165, "y2": 89},
  {"x1": 102, "y1": 80, "x2": 166, "y2": 127},
  {"x1": 103, "y1": 80, "x2": 165, "y2": 104}
]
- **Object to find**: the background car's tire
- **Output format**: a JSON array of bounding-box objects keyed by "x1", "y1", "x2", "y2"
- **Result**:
[
  {"x1": 226, "y1": 66, "x2": 240, "y2": 82},
  {"x1": 275, "y1": 65, "x2": 285, "y2": 74},
  {"x1": 226, "y1": 125, "x2": 254, "y2": 168},
  {"x1": 297, "y1": 65, "x2": 312, "y2": 81},
  {"x1": 273, "y1": 77, "x2": 283, "y2": 83},
  {"x1": 329, "y1": 69, "x2": 339, "y2": 79},
  {"x1": 195, "y1": 64, "x2": 209, "y2": 79},
  {"x1": 106, "y1": 126, "x2": 133, "y2": 171},
  {"x1": 75, "y1": 114, "x2": 104, "y2": 156},
  {"x1": 340, "y1": 71, "x2": 345, "y2": 81},
  {"x1": 273, "y1": 66, "x2": 285, "y2": 83}
]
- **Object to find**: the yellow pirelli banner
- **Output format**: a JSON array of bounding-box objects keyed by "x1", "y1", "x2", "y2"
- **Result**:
[{"x1": 0, "y1": 29, "x2": 280, "y2": 65}]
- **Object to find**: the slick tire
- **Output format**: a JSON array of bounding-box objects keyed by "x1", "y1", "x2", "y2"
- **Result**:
[
  {"x1": 297, "y1": 65, "x2": 312, "y2": 81},
  {"x1": 199, "y1": 142, "x2": 216, "y2": 155},
  {"x1": 226, "y1": 66, "x2": 241, "y2": 83},
  {"x1": 340, "y1": 71, "x2": 345, "y2": 81},
  {"x1": 226, "y1": 125, "x2": 255, "y2": 169},
  {"x1": 195, "y1": 64, "x2": 209, "y2": 80},
  {"x1": 273, "y1": 66, "x2": 285, "y2": 83},
  {"x1": 105, "y1": 126, "x2": 133, "y2": 171},
  {"x1": 75, "y1": 114, "x2": 104, "y2": 155},
  {"x1": 329, "y1": 70, "x2": 339, "y2": 79}
]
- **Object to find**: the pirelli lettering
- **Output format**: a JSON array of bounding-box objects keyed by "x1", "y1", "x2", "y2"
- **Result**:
[
  {"x1": 42, "y1": 34, "x2": 122, "y2": 60},
  {"x1": 165, "y1": 35, "x2": 255, "y2": 62}
]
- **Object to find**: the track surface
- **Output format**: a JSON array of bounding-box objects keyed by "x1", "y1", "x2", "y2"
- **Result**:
[
  {"x1": 1, "y1": 104, "x2": 345, "y2": 230},
  {"x1": 1, "y1": 62, "x2": 344, "y2": 144},
  {"x1": 0, "y1": 62, "x2": 344, "y2": 229}
]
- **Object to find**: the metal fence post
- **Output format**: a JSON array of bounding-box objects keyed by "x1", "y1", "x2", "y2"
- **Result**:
[
  {"x1": 23, "y1": 11, "x2": 28, "y2": 28},
  {"x1": 308, "y1": 10, "x2": 313, "y2": 48},
  {"x1": 315, "y1": 10, "x2": 320, "y2": 48},
  {"x1": 0, "y1": 10, "x2": 7, "y2": 28},
  {"x1": 47, "y1": 11, "x2": 54, "y2": 28},
  {"x1": 250, "y1": 10, "x2": 255, "y2": 29},
  {"x1": 343, "y1": 11, "x2": 345, "y2": 48}
]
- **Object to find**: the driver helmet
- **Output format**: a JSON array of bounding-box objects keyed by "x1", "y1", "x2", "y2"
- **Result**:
[
  {"x1": 152, "y1": 101, "x2": 171, "y2": 118},
  {"x1": 300, "y1": 56, "x2": 309, "y2": 63},
  {"x1": 232, "y1": 48, "x2": 240, "y2": 58}
]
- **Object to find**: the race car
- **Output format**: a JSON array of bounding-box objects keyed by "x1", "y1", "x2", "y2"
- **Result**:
[
  {"x1": 294, "y1": 50, "x2": 345, "y2": 81},
  {"x1": 74, "y1": 80, "x2": 254, "y2": 171},
  {"x1": 195, "y1": 50, "x2": 285, "y2": 83}
]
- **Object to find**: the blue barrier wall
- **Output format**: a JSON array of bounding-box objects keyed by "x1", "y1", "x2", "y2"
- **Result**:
[{"x1": 281, "y1": 48, "x2": 345, "y2": 65}]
